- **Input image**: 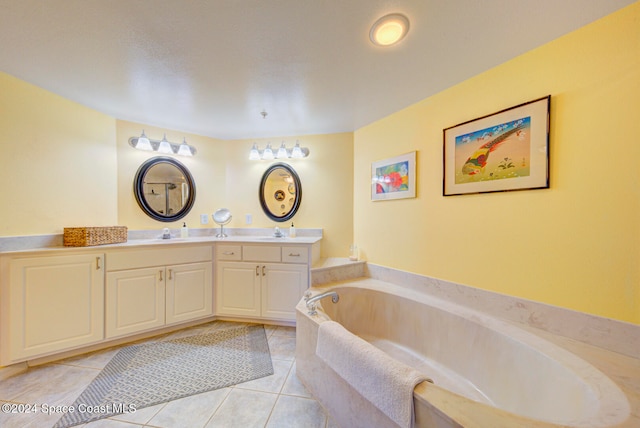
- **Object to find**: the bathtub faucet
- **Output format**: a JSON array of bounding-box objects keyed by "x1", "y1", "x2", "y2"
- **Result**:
[{"x1": 304, "y1": 291, "x2": 339, "y2": 315}]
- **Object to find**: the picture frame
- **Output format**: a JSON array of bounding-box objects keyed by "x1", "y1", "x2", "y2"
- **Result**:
[
  {"x1": 371, "y1": 151, "x2": 416, "y2": 201},
  {"x1": 443, "y1": 95, "x2": 550, "y2": 196}
]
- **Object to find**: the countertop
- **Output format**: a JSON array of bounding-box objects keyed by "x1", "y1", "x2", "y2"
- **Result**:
[{"x1": 0, "y1": 228, "x2": 323, "y2": 255}]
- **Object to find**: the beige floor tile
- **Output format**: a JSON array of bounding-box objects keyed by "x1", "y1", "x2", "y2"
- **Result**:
[
  {"x1": 267, "y1": 336, "x2": 296, "y2": 361},
  {"x1": 265, "y1": 395, "x2": 327, "y2": 428},
  {"x1": 0, "y1": 401, "x2": 63, "y2": 428},
  {"x1": 234, "y1": 359, "x2": 293, "y2": 394},
  {"x1": 0, "y1": 363, "x2": 98, "y2": 405},
  {"x1": 271, "y1": 326, "x2": 296, "y2": 337},
  {"x1": 264, "y1": 325, "x2": 278, "y2": 338},
  {"x1": 145, "y1": 388, "x2": 230, "y2": 428},
  {"x1": 107, "y1": 402, "x2": 166, "y2": 425},
  {"x1": 281, "y1": 362, "x2": 312, "y2": 398},
  {"x1": 326, "y1": 415, "x2": 341, "y2": 428},
  {"x1": 82, "y1": 418, "x2": 144, "y2": 427},
  {"x1": 204, "y1": 389, "x2": 277, "y2": 428},
  {"x1": 55, "y1": 347, "x2": 121, "y2": 370}
]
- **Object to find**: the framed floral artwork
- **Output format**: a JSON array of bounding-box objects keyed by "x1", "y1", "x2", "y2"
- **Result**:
[
  {"x1": 371, "y1": 151, "x2": 416, "y2": 201},
  {"x1": 443, "y1": 96, "x2": 550, "y2": 196}
]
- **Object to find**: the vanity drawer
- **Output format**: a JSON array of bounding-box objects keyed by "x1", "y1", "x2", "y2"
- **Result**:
[
  {"x1": 107, "y1": 246, "x2": 212, "y2": 271},
  {"x1": 242, "y1": 245, "x2": 281, "y2": 262},
  {"x1": 282, "y1": 246, "x2": 308, "y2": 263},
  {"x1": 217, "y1": 245, "x2": 242, "y2": 261}
]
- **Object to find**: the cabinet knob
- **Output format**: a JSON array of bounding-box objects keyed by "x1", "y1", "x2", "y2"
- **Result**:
[
  {"x1": 168, "y1": 269, "x2": 173, "y2": 280},
  {"x1": 223, "y1": 251, "x2": 235, "y2": 255},
  {"x1": 262, "y1": 265, "x2": 266, "y2": 276},
  {"x1": 95, "y1": 257, "x2": 101, "y2": 270},
  {"x1": 159, "y1": 270, "x2": 163, "y2": 281},
  {"x1": 256, "y1": 265, "x2": 260, "y2": 276},
  {"x1": 289, "y1": 253, "x2": 301, "y2": 257}
]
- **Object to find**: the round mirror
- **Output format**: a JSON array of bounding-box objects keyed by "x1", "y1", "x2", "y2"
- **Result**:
[
  {"x1": 133, "y1": 157, "x2": 196, "y2": 222},
  {"x1": 259, "y1": 163, "x2": 302, "y2": 222}
]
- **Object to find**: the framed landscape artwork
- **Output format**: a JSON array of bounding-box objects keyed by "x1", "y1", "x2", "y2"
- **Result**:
[
  {"x1": 443, "y1": 96, "x2": 550, "y2": 196},
  {"x1": 371, "y1": 151, "x2": 416, "y2": 201}
]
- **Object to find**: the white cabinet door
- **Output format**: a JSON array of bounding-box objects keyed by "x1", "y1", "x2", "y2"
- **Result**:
[
  {"x1": 215, "y1": 262, "x2": 261, "y2": 317},
  {"x1": 261, "y1": 263, "x2": 307, "y2": 321},
  {"x1": 166, "y1": 262, "x2": 213, "y2": 325},
  {"x1": 106, "y1": 267, "x2": 165, "y2": 339},
  {"x1": 7, "y1": 254, "x2": 104, "y2": 362}
]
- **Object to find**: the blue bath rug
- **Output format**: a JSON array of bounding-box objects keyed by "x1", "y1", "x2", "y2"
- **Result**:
[{"x1": 54, "y1": 324, "x2": 273, "y2": 428}]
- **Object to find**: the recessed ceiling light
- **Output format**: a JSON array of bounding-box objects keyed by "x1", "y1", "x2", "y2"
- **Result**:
[{"x1": 369, "y1": 13, "x2": 410, "y2": 47}]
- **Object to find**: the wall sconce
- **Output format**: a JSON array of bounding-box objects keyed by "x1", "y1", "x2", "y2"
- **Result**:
[
  {"x1": 249, "y1": 141, "x2": 309, "y2": 160},
  {"x1": 129, "y1": 130, "x2": 197, "y2": 156}
]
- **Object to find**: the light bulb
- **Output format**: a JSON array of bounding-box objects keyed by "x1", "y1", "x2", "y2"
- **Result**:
[
  {"x1": 178, "y1": 138, "x2": 192, "y2": 156},
  {"x1": 158, "y1": 134, "x2": 173, "y2": 154},
  {"x1": 291, "y1": 141, "x2": 303, "y2": 158},
  {"x1": 262, "y1": 143, "x2": 274, "y2": 160},
  {"x1": 135, "y1": 130, "x2": 152, "y2": 151},
  {"x1": 370, "y1": 14, "x2": 410, "y2": 47},
  {"x1": 277, "y1": 141, "x2": 288, "y2": 159},
  {"x1": 249, "y1": 143, "x2": 260, "y2": 160}
]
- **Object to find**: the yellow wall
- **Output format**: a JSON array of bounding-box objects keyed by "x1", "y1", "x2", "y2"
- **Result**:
[
  {"x1": 0, "y1": 72, "x2": 117, "y2": 236},
  {"x1": 353, "y1": 3, "x2": 640, "y2": 324}
]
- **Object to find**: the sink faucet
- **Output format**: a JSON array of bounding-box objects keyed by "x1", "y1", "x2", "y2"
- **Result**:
[
  {"x1": 162, "y1": 228, "x2": 171, "y2": 239},
  {"x1": 273, "y1": 226, "x2": 284, "y2": 238},
  {"x1": 304, "y1": 291, "x2": 339, "y2": 315}
]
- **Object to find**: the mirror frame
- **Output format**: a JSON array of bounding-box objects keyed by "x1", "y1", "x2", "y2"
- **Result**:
[
  {"x1": 133, "y1": 156, "x2": 196, "y2": 222},
  {"x1": 259, "y1": 162, "x2": 302, "y2": 222}
]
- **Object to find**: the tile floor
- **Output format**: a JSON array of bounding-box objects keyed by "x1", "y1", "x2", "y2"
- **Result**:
[{"x1": 0, "y1": 321, "x2": 337, "y2": 428}]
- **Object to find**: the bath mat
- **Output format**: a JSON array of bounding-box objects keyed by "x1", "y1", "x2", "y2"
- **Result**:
[{"x1": 54, "y1": 324, "x2": 273, "y2": 428}]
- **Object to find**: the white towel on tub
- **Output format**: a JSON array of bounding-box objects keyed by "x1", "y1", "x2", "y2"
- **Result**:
[{"x1": 316, "y1": 321, "x2": 429, "y2": 428}]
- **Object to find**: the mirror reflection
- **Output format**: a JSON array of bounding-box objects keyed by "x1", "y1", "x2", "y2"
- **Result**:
[
  {"x1": 134, "y1": 157, "x2": 196, "y2": 222},
  {"x1": 259, "y1": 163, "x2": 302, "y2": 222}
]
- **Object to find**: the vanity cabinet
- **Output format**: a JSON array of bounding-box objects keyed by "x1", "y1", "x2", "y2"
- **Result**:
[
  {"x1": 215, "y1": 244, "x2": 310, "y2": 322},
  {"x1": 105, "y1": 246, "x2": 213, "y2": 339},
  {"x1": 2, "y1": 253, "x2": 105, "y2": 363}
]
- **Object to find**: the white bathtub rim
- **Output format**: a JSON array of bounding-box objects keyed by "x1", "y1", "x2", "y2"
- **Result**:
[{"x1": 305, "y1": 280, "x2": 631, "y2": 428}]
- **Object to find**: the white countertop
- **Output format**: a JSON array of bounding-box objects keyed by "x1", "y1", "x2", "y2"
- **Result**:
[{"x1": 0, "y1": 228, "x2": 322, "y2": 255}]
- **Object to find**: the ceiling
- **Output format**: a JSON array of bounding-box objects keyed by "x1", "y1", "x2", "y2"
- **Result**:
[{"x1": 0, "y1": 0, "x2": 634, "y2": 140}]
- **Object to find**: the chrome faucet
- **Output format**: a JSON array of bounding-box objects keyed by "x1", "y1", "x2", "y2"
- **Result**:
[{"x1": 304, "y1": 291, "x2": 339, "y2": 315}]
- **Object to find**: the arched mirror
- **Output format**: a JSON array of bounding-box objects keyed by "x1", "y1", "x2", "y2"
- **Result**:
[
  {"x1": 259, "y1": 163, "x2": 302, "y2": 222},
  {"x1": 134, "y1": 157, "x2": 196, "y2": 222}
]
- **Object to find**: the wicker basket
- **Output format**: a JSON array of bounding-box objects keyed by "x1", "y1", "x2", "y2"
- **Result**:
[{"x1": 64, "y1": 226, "x2": 128, "y2": 247}]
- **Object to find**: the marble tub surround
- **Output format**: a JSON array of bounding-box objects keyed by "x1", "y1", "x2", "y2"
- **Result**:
[
  {"x1": 365, "y1": 263, "x2": 639, "y2": 359},
  {"x1": 297, "y1": 280, "x2": 638, "y2": 428},
  {"x1": 311, "y1": 257, "x2": 366, "y2": 286}
]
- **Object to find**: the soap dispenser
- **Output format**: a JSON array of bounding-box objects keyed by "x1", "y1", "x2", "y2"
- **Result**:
[
  {"x1": 289, "y1": 223, "x2": 296, "y2": 238},
  {"x1": 181, "y1": 222, "x2": 189, "y2": 238}
]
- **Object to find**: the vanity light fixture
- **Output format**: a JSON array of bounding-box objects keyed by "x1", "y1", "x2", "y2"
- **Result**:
[
  {"x1": 177, "y1": 138, "x2": 193, "y2": 156},
  {"x1": 157, "y1": 134, "x2": 173, "y2": 154},
  {"x1": 249, "y1": 143, "x2": 261, "y2": 160},
  {"x1": 248, "y1": 140, "x2": 310, "y2": 160},
  {"x1": 262, "y1": 143, "x2": 275, "y2": 160},
  {"x1": 369, "y1": 13, "x2": 410, "y2": 47},
  {"x1": 129, "y1": 131, "x2": 196, "y2": 156},
  {"x1": 134, "y1": 130, "x2": 153, "y2": 151}
]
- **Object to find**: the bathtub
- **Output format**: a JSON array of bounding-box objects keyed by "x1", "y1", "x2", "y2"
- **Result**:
[{"x1": 295, "y1": 279, "x2": 630, "y2": 428}]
